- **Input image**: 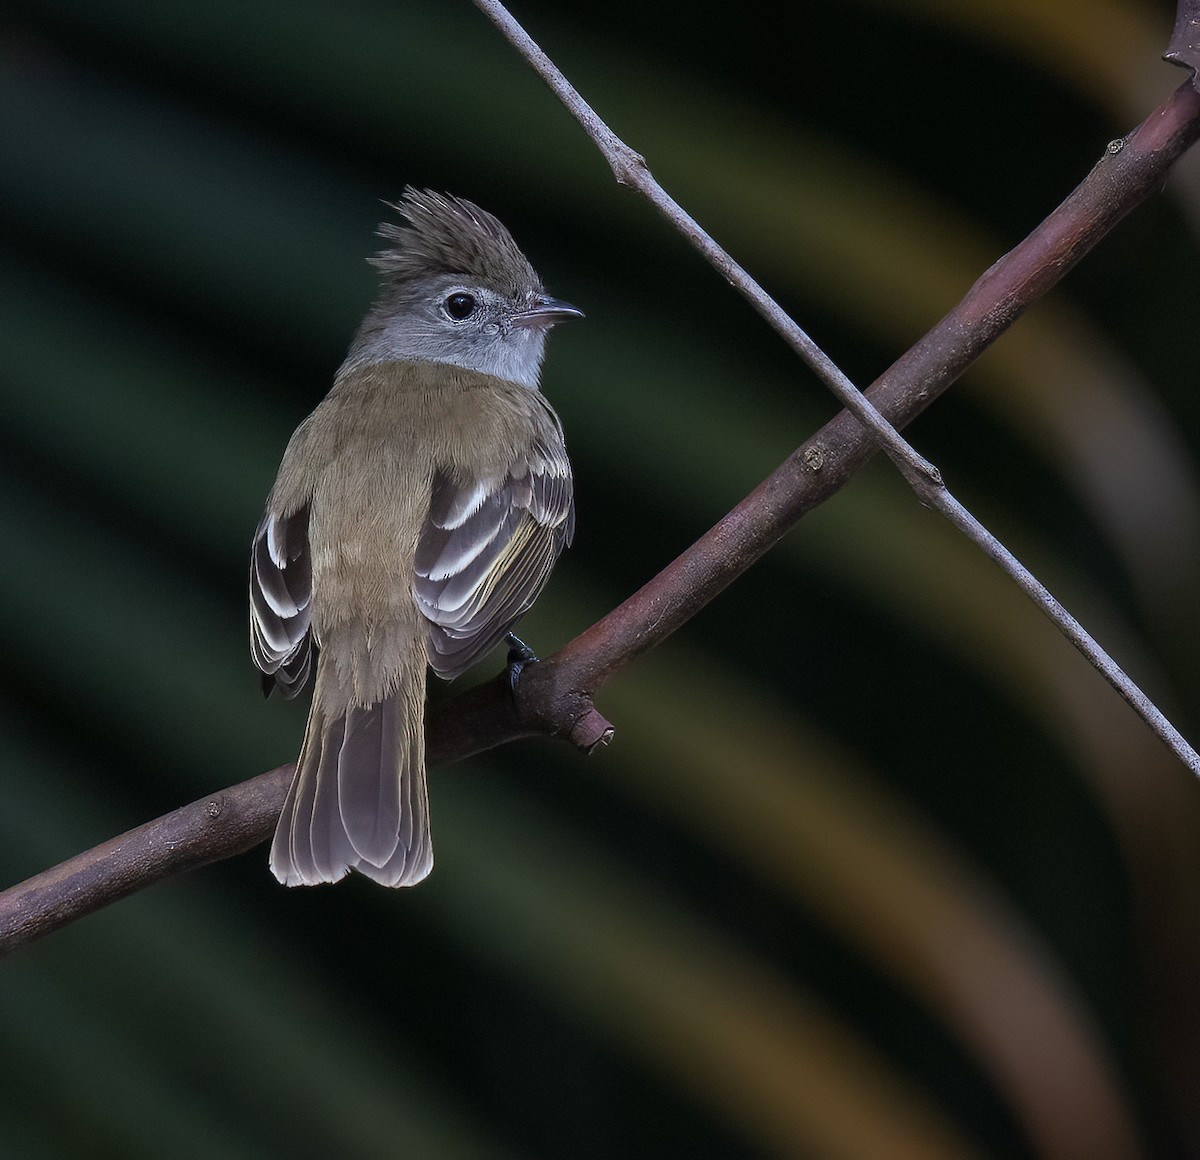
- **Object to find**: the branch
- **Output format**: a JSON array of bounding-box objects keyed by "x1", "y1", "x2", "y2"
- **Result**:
[
  {"x1": 473, "y1": 0, "x2": 944, "y2": 498},
  {"x1": 473, "y1": 0, "x2": 1200, "y2": 773},
  {"x1": 0, "y1": 686, "x2": 610, "y2": 956},
  {"x1": 0, "y1": 766, "x2": 293, "y2": 954},
  {"x1": 4, "y1": 11, "x2": 1200, "y2": 955}
]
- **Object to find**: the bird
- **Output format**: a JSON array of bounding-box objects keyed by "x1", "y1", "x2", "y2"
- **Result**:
[{"x1": 249, "y1": 189, "x2": 581, "y2": 887}]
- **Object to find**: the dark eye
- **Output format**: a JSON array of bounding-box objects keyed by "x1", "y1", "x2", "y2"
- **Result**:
[{"x1": 444, "y1": 292, "x2": 476, "y2": 320}]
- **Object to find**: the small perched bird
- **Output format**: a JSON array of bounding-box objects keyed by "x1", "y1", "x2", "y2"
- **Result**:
[{"x1": 250, "y1": 189, "x2": 581, "y2": 887}]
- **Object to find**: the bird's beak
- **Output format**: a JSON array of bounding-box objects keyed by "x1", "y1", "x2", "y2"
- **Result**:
[{"x1": 511, "y1": 295, "x2": 585, "y2": 330}]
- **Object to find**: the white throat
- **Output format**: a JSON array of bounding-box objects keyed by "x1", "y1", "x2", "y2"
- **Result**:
[{"x1": 346, "y1": 322, "x2": 547, "y2": 390}]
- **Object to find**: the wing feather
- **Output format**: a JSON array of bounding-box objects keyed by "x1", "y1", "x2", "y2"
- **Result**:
[
  {"x1": 416, "y1": 434, "x2": 572, "y2": 680},
  {"x1": 250, "y1": 504, "x2": 315, "y2": 699}
]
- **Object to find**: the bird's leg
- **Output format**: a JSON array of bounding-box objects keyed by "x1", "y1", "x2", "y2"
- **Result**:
[{"x1": 506, "y1": 632, "x2": 539, "y2": 691}]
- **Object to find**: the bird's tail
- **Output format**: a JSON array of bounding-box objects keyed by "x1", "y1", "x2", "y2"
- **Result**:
[{"x1": 269, "y1": 648, "x2": 432, "y2": 887}]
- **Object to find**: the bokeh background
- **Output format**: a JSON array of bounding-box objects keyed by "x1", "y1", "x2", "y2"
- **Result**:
[{"x1": 3, "y1": 1, "x2": 1200, "y2": 1156}]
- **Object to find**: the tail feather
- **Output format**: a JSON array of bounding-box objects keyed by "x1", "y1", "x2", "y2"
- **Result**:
[
  {"x1": 270, "y1": 659, "x2": 432, "y2": 888},
  {"x1": 366, "y1": 695, "x2": 433, "y2": 886},
  {"x1": 354, "y1": 754, "x2": 432, "y2": 886},
  {"x1": 304, "y1": 708, "x2": 360, "y2": 881},
  {"x1": 337, "y1": 701, "x2": 402, "y2": 866}
]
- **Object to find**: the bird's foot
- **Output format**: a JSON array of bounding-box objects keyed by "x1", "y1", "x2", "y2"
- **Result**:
[{"x1": 506, "y1": 633, "x2": 539, "y2": 691}]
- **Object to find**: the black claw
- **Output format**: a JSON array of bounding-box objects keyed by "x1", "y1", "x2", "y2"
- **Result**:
[{"x1": 506, "y1": 632, "x2": 539, "y2": 691}]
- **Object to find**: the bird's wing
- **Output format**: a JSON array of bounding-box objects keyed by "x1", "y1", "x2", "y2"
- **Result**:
[
  {"x1": 250, "y1": 504, "x2": 315, "y2": 698},
  {"x1": 414, "y1": 436, "x2": 574, "y2": 680}
]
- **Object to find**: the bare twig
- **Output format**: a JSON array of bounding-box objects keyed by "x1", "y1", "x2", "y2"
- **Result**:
[
  {"x1": 472, "y1": 0, "x2": 943, "y2": 497},
  {"x1": 4, "y1": 12, "x2": 1200, "y2": 954},
  {"x1": 472, "y1": 0, "x2": 1200, "y2": 774}
]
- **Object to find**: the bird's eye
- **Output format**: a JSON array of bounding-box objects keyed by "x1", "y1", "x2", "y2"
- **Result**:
[{"x1": 444, "y1": 292, "x2": 476, "y2": 320}]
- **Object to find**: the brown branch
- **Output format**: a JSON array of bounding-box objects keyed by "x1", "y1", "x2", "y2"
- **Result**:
[
  {"x1": 0, "y1": 680, "x2": 610, "y2": 955},
  {"x1": 0, "y1": 766, "x2": 293, "y2": 954},
  {"x1": 473, "y1": 0, "x2": 1200, "y2": 773},
  {"x1": 4, "y1": 25, "x2": 1200, "y2": 956}
]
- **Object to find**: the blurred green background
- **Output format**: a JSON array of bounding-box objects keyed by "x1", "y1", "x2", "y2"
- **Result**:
[{"x1": 3, "y1": 0, "x2": 1200, "y2": 1156}]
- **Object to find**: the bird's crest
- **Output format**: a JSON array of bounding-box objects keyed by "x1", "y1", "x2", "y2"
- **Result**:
[{"x1": 370, "y1": 188, "x2": 540, "y2": 294}]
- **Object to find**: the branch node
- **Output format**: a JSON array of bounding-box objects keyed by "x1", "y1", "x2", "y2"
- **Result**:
[
  {"x1": 801, "y1": 445, "x2": 826, "y2": 472},
  {"x1": 608, "y1": 139, "x2": 648, "y2": 186},
  {"x1": 509, "y1": 660, "x2": 615, "y2": 756},
  {"x1": 567, "y1": 707, "x2": 616, "y2": 754},
  {"x1": 892, "y1": 453, "x2": 945, "y2": 507}
]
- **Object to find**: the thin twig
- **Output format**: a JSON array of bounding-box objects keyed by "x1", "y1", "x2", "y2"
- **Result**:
[
  {"x1": 471, "y1": 0, "x2": 943, "y2": 498},
  {"x1": 472, "y1": 0, "x2": 1200, "y2": 775},
  {"x1": 4, "y1": 14, "x2": 1200, "y2": 954}
]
